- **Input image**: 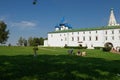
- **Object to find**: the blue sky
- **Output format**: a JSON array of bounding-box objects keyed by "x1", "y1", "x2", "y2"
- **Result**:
[{"x1": 0, "y1": 0, "x2": 120, "y2": 45}]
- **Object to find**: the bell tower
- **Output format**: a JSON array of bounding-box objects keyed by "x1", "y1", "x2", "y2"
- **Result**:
[{"x1": 108, "y1": 8, "x2": 119, "y2": 26}]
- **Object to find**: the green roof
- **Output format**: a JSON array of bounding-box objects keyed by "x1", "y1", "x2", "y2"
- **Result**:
[{"x1": 48, "y1": 26, "x2": 120, "y2": 33}]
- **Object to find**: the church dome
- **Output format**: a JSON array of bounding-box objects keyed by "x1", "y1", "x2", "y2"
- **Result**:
[
  {"x1": 55, "y1": 24, "x2": 60, "y2": 28},
  {"x1": 55, "y1": 25, "x2": 59, "y2": 28}
]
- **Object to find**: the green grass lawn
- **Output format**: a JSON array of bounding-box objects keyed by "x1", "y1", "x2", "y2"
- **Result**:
[{"x1": 0, "y1": 46, "x2": 120, "y2": 80}]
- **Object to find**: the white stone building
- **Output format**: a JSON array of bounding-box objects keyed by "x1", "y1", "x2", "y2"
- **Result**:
[{"x1": 44, "y1": 9, "x2": 120, "y2": 49}]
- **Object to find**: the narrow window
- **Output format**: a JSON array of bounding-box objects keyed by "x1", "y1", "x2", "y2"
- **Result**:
[
  {"x1": 83, "y1": 32, "x2": 85, "y2": 34},
  {"x1": 72, "y1": 37, "x2": 74, "y2": 41},
  {"x1": 112, "y1": 36, "x2": 114, "y2": 40},
  {"x1": 77, "y1": 37, "x2": 79, "y2": 41},
  {"x1": 96, "y1": 36, "x2": 98, "y2": 41},
  {"x1": 89, "y1": 31, "x2": 91, "y2": 34},
  {"x1": 89, "y1": 36, "x2": 91, "y2": 41},
  {"x1": 83, "y1": 36, "x2": 85, "y2": 41},
  {"x1": 105, "y1": 36, "x2": 107, "y2": 40},
  {"x1": 105, "y1": 31, "x2": 107, "y2": 35},
  {"x1": 96, "y1": 31, "x2": 97, "y2": 33},
  {"x1": 112, "y1": 30, "x2": 114, "y2": 34},
  {"x1": 51, "y1": 34, "x2": 53, "y2": 37}
]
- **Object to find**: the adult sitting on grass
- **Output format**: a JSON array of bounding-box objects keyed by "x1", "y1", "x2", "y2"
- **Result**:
[
  {"x1": 76, "y1": 50, "x2": 81, "y2": 56},
  {"x1": 81, "y1": 51, "x2": 86, "y2": 56},
  {"x1": 33, "y1": 46, "x2": 38, "y2": 57},
  {"x1": 68, "y1": 48, "x2": 73, "y2": 55}
]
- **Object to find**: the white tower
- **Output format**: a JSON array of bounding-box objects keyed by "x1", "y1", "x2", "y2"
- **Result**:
[{"x1": 108, "y1": 8, "x2": 118, "y2": 26}]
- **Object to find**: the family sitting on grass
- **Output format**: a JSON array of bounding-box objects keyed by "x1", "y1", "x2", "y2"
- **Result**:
[
  {"x1": 68, "y1": 49, "x2": 86, "y2": 56},
  {"x1": 76, "y1": 50, "x2": 86, "y2": 56}
]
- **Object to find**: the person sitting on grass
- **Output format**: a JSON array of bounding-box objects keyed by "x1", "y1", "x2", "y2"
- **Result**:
[
  {"x1": 77, "y1": 50, "x2": 81, "y2": 56},
  {"x1": 81, "y1": 51, "x2": 86, "y2": 56},
  {"x1": 68, "y1": 48, "x2": 73, "y2": 55}
]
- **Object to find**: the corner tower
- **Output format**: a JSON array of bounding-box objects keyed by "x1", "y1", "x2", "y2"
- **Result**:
[{"x1": 108, "y1": 8, "x2": 119, "y2": 26}]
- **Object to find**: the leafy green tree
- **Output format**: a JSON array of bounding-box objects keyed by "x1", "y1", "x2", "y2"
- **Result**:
[
  {"x1": 18, "y1": 37, "x2": 24, "y2": 46},
  {"x1": 28, "y1": 37, "x2": 34, "y2": 46},
  {"x1": 18, "y1": 37, "x2": 28, "y2": 46},
  {"x1": 28, "y1": 37, "x2": 45, "y2": 46},
  {"x1": 33, "y1": 38, "x2": 40, "y2": 46},
  {"x1": 23, "y1": 39, "x2": 27, "y2": 47},
  {"x1": 0, "y1": 21, "x2": 9, "y2": 44},
  {"x1": 39, "y1": 37, "x2": 44, "y2": 45}
]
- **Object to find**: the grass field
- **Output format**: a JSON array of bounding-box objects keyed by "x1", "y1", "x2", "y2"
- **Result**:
[{"x1": 0, "y1": 46, "x2": 120, "y2": 80}]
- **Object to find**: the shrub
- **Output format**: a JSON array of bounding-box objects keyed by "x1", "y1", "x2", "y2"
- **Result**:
[
  {"x1": 94, "y1": 47, "x2": 104, "y2": 49},
  {"x1": 64, "y1": 46, "x2": 87, "y2": 49}
]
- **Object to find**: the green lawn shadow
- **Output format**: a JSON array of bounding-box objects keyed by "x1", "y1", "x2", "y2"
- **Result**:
[{"x1": 0, "y1": 55, "x2": 120, "y2": 80}]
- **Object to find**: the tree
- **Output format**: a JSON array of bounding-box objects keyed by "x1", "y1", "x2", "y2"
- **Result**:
[
  {"x1": 33, "y1": 37, "x2": 40, "y2": 46},
  {"x1": 28, "y1": 37, "x2": 34, "y2": 46},
  {"x1": 39, "y1": 37, "x2": 44, "y2": 45},
  {"x1": 0, "y1": 21, "x2": 9, "y2": 44},
  {"x1": 23, "y1": 39, "x2": 27, "y2": 47},
  {"x1": 18, "y1": 37, "x2": 28, "y2": 46},
  {"x1": 18, "y1": 37, "x2": 24, "y2": 46},
  {"x1": 28, "y1": 37, "x2": 45, "y2": 46}
]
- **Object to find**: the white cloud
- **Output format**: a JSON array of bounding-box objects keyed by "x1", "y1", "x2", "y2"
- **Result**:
[{"x1": 11, "y1": 21, "x2": 37, "y2": 28}]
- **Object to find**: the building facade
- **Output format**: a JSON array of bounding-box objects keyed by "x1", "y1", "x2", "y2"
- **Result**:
[{"x1": 44, "y1": 9, "x2": 120, "y2": 49}]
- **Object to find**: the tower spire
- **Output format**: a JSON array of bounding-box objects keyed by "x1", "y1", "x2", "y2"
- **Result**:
[{"x1": 108, "y1": 8, "x2": 118, "y2": 26}]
